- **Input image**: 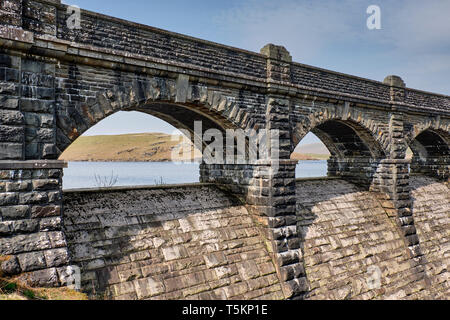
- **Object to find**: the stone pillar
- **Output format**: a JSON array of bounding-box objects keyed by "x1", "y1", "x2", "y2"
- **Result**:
[
  {"x1": 246, "y1": 160, "x2": 306, "y2": 299},
  {"x1": 0, "y1": 5, "x2": 69, "y2": 287},
  {"x1": 371, "y1": 159, "x2": 418, "y2": 246},
  {"x1": 384, "y1": 75, "x2": 406, "y2": 102},
  {"x1": 260, "y1": 43, "x2": 292, "y2": 84},
  {"x1": 201, "y1": 45, "x2": 305, "y2": 299},
  {"x1": 199, "y1": 160, "x2": 305, "y2": 299},
  {"x1": 252, "y1": 46, "x2": 306, "y2": 299},
  {"x1": 21, "y1": 56, "x2": 58, "y2": 160},
  {"x1": 1, "y1": 5, "x2": 57, "y2": 161},
  {"x1": 372, "y1": 76, "x2": 421, "y2": 260},
  {"x1": 0, "y1": 160, "x2": 71, "y2": 287}
]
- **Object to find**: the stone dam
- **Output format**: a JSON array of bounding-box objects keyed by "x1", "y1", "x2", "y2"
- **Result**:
[{"x1": 60, "y1": 176, "x2": 448, "y2": 300}]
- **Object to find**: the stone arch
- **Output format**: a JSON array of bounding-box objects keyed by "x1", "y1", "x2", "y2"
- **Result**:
[
  {"x1": 406, "y1": 127, "x2": 450, "y2": 179},
  {"x1": 405, "y1": 118, "x2": 450, "y2": 146},
  {"x1": 408, "y1": 129, "x2": 450, "y2": 159},
  {"x1": 291, "y1": 109, "x2": 388, "y2": 186},
  {"x1": 55, "y1": 77, "x2": 252, "y2": 156},
  {"x1": 292, "y1": 108, "x2": 389, "y2": 158}
]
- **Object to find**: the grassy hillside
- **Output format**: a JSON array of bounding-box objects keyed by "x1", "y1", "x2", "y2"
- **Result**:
[
  {"x1": 290, "y1": 152, "x2": 330, "y2": 161},
  {"x1": 295, "y1": 142, "x2": 330, "y2": 155},
  {"x1": 59, "y1": 133, "x2": 200, "y2": 162},
  {"x1": 293, "y1": 143, "x2": 414, "y2": 160},
  {"x1": 61, "y1": 134, "x2": 413, "y2": 162},
  {"x1": 291, "y1": 142, "x2": 331, "y2": 160}
]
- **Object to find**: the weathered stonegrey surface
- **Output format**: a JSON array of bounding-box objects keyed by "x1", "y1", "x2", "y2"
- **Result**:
[
  {"x1": 296, "y1": 178, "x2": 448, "y2": 300},
  {"x1": 62, "y1": 178, "x2": 449, "y2": 300},
  {"x1": 63, "y1": 185, "x2": 284, "y2": 300},
  {"x1": 0, "y1": 161, "x2": 69, "y2": 287},
  {"x1": 410, "y1": 176, "x2": 450, "y2": 299},
  {"x1": 0, "y1": 0, "x2": 449, "y2": 298}
]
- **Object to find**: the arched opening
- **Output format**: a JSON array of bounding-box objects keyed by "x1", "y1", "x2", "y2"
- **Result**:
[
  {"x1": 59, "y1": 110, "x2": 202, "y2": 189},
  {"x1": 408, "y1": 129, "x2": 450, "y2": 179},
  {"x1": 292, "y1": 119, "x2": 386, "y2": 186},
  {"x1": 291, "y1": 132, "x2": 330, "y2": 178},
  {"x1": 292, "y1": 120, "x2": 420, "y2": 300}
]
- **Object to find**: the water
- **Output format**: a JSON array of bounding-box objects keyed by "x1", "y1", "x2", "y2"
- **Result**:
[
  {"x1": 63, "y1": 160, "x2": 328, "y2": 190},
  {"x1": 63, "y1": 162, "x2": 200, "y2": 189},
  {"x1": 295, "y1": 160, "x2": 328, "y2": 178}
]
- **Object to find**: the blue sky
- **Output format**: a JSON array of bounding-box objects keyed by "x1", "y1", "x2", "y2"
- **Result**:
[{"x1": 66, "y1": 0, "x2": 450, "y2": 145}]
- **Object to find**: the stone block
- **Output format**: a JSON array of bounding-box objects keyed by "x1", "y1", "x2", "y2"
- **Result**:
[
  {"x1": 162, "y1": 245, "x2": 188, "y2": 261},
  {"x1": 39, "y1": 216, "x2": 61, "y2": 231},
  {"x1": 0, "y1": 143, "x2": 22, "y2": 159},
  {"x1": 134, "y1": 277, "x2": 165, "y2": 299},
  {"x1": 17, "y1": 251, "x2": 46, "y2": 272},
  {"x1": 0, "y1": 205, "x2": 29, "y2": 220},
  {"x1": 0, "y1": 109, "x2": 23, "y2": 125},
  {"x1": 6, "y1": 181, "x2": 30, "y2": 192},
  {"x1": 20, "y1": 99, "x2": 54, "y2": 113},
  {"x1": 12, "y1": 219, "x2": 39, "y2": 233},
  {"x1": 31, "y1": 205, "x2": 60, "y2": 218},
  {"x1": 0, "y1": 192, "x2": 18, "y2": 206},
  {"x1": 0, "y1": 255, "x2": 20, "y2": 275},
  {"x1": 204, "y1": 251, "x2": 227, "y2": 269},
  {"x1": 0, "y1": 97, "x2": 19, "y2": 109},
  {"x1": 0, "y1": 221, "x2": 12, "y2": 235},
  {"x1": 19, "y1": 191, "x2": 48, "y2": 204},
  {"x1": 0, "y1": 125, "x2": 23, "y2": 142},
  {"x1": 18, "y1": 267, "x2": 59, "y2": 287},
  {"x1": 32, "y1": 179, "x2": 59, "y2": 191},
  {"x1": 237, "y1": 260, "x2": 260, "y2": 280},
  {"x1": 43, "y1": 248, "x2": 69, "y2": 267}
]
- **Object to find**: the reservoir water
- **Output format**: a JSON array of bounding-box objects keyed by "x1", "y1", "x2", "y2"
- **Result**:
[{"x1": 63, "y1": 160, "x2": 328, "y2": 190}]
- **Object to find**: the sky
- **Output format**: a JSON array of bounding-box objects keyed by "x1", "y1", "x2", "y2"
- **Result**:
[{"x1": 64, "y1": 0, "x2": 450, "y2": 145}]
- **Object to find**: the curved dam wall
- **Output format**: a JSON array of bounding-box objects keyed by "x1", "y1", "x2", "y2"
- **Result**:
[
  {"x1": 296, "y1": 177, "x2": 448, "y2": 300},
  {"x1": 63, "y1": 184, "x2": 284, "y2": 300},
  {"x1": 410, "y1": 176, "x2": 449, "y2": 299},
  {"x1": 63, "y1": 177, "x2": 449, "y2": 300}
]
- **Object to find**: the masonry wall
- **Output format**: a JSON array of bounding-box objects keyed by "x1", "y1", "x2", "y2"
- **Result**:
[
  {"x1": 296, "y1": 178, "x2": 448, "y2": 300},
  {"x1": 63, "y1": 184, "x2": 284, "y2": 300},
  {"x1": 0, "y1": 163, "x2": 68, "y2": 287},
  {"x1": 53, "y1": 3, "x2": 268, "y2": 79},
  {"x1": 410, "y1": 176, "x2": 450, "y2": 299},
  {"x1": 52, "y1": 60, "x2": 267, "y2": 158},
  {"x1": 62, "y1": 178, "x2": 449, "y2": 300}
]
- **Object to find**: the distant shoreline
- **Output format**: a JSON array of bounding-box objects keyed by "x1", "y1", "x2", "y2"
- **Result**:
[
  {"x1": 59, "y1": 132, "x2": 331, "y2": 162},
  {"x1": 63, "y1": 159, "x2": 202, "y2": 163}
]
